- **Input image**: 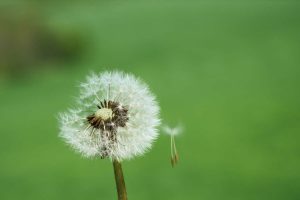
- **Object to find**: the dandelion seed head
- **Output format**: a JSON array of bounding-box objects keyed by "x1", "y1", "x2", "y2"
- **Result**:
[{"x1": 59, "y1": 71, "x2": 160, "y2": 161}]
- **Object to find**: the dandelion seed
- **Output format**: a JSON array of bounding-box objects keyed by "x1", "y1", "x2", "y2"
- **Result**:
[{"x1": 163, "y1": 125, "x2": 183, "y2": 167}]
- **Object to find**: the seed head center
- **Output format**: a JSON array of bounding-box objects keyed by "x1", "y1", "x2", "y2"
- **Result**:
[{"x1": 95, "y1": 108, "x2": 113, "y2": 120}]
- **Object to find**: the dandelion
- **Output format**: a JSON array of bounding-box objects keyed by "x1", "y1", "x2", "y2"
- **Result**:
[
  {"x1": 59, "y1": 71, "x2": 160, "y2": 200},
  {"x1": 163, "y1": 125, "x2": 183, "y2": 167}
]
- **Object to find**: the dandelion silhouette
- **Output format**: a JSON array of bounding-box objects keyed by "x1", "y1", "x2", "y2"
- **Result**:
[{"x1": 59, "y1": 71, "x2": 161, "y2": 200}]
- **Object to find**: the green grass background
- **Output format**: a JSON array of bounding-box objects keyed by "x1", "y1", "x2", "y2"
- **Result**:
[{"x1": 1, "y1": 1, "x2": 300, "y2": 199}]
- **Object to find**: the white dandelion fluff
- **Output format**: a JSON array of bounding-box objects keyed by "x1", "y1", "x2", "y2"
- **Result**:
[
  {"x1": 59, "y1": 71, "x2": 160, "y2": 161},
  {"x1": 162, "y1": 125, "x2": 183, "y2": 136}
]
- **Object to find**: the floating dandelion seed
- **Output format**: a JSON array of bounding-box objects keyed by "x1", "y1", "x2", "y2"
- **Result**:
[
  {"x1": 59, "y1": 71, "x2": 160, "y2": 200},
  {"x1": 163, "y1": 125, "x2": 183, "y2": 167}
]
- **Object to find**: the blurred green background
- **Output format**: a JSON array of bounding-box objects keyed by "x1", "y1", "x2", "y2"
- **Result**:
[{"x1": 1, "y1": 0, "x2": 300, "y2": 199}]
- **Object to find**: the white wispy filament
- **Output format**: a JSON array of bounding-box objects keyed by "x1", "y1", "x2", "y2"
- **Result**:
[
  {"x1": 59, "y1": 71, "x2": 160, "y2": 161},
  {"x1": 162, "y1": 125, "x2": 183, "y2": 137}
]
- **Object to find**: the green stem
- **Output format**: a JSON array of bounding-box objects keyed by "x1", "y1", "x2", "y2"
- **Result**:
[{"x1": 113, "y1": 160, "x2": 128, "y2": 200}]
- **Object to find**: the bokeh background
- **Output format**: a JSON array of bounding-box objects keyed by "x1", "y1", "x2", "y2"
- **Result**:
[{"x1": 1, "y1": 0, "x2": 300, "y2": 199}]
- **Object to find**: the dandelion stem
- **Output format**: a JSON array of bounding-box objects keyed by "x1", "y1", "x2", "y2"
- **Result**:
[{"x1": 113, "y1": 160, "x2": 127, "y2": 200}]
